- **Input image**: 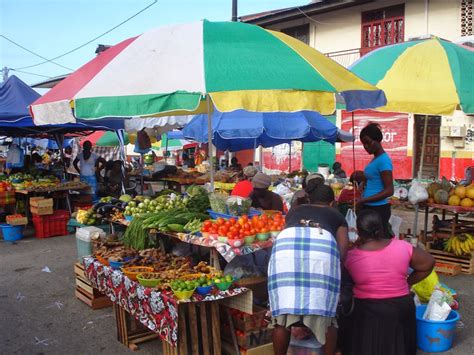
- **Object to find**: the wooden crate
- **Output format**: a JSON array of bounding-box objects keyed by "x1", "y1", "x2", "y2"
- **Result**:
[
  {"x1": 435, "y1": 262, "x2": 462, "y2": 276},
  {"x1": 114, "y1": 304, "x2": 160, "y2": 351},
  {"x1": 74, "y1": 263, "x2": 112, "y2": 309},
  {"x1": 427, "y1": 242, "x2": 474, "y2": 275}
]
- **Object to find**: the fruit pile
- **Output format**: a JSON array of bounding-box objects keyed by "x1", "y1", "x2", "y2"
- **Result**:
[
  {"x1": 200, "y1": 214, "x2": 284, "y2": 244},
  {"x1": 124, "y1": 195, "x2": 189, "y2": 217},
  {"x1": 427, "y1": 178, "x2": 474, "y2": 207},
  {"x1": 444, "y1": 233, "x2": 474, "y2": 256}
]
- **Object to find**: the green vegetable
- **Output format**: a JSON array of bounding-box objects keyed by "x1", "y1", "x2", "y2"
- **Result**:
[{"x1": 168, "y1": 224, "x2": 185, "y2": 232}]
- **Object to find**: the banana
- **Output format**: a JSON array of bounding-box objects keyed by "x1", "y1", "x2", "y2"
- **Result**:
[{"x1": 460, "y1": 240, "x2": 470, "y2": 255}]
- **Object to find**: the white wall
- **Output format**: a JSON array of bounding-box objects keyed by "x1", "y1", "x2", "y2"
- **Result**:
[{"x1": 266, "y1": 0, "x2": 462, "y2": 55}]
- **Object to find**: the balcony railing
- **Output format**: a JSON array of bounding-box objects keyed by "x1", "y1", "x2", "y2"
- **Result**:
[{"x1": 324, "y1": 48, "x2": 361, "y2": 68}]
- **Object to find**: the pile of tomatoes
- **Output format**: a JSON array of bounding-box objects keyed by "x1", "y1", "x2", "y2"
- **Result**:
[{"x1": 201, "y1": 214, "x2": 285, "y2": 240}]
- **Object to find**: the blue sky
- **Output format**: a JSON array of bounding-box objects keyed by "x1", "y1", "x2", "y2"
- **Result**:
[{"x1": 1, "y1": 0, "x2": 309, "y2": 87}]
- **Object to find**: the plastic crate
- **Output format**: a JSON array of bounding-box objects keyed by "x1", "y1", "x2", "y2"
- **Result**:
[
  {"x1": 207, "y1": 208, "x2": 261, "y2": 220},
  {"x1": 33, "y1": 210, "x2": 70, "y2": 238}
]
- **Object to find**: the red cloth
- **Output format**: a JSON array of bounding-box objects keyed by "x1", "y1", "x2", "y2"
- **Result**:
[
  {"x1": 338, "y1": 187, "x2": 361, "y2": 204},
  {"x1": 231, "y1": 180, "x2": 253, "y2": 198}
]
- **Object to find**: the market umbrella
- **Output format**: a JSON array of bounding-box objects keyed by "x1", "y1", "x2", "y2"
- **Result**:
[
  {"x1": 350, "y1": 37, "x2": 474, "y2": 240},
  {"x1": 350, "y1": 37, "x2": 474, "y2": 115},
  {"x1": 182, "y1": 109, "x2": 352, "y2": 152},
  {"x1": 79, "y1": 130, "x2": 129, "y2": 147},
  {"x1": 31, "y1": 20, "x2": 386, "y2": 185},
  {"x1": 152, "y1": 132, "x2": 193, "y2": 152},
  {"x1": 31, "y1": 20, "x2": 385, "y2": 123}
]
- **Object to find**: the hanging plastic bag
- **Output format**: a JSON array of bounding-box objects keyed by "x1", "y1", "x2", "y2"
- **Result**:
[
  {"x1": 408, "y1": 180, "x2": 429, "y2": 205},
  {"x1": 345, "y1": 209, "x2": 358, "y2": 242}
]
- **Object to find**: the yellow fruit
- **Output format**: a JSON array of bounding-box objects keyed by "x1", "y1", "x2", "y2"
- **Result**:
[
  {"x1": 466, "y1": 186, "x2": 474, "y2": 199},
  {"x1": 448, "y1": 195, "x2": 461, "y2": 206},
  {"x1": 461, "y1": 198, "x2": 473, "y2": 207},
  {"x1": 455, "y1": 186, "x2": 467, "y2": 198}
]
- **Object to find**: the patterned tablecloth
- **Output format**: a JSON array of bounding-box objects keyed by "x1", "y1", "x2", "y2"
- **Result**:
[
  {"x1": 83, "y1": 257, "x2": 248, "y2": 346},
  {"x1": 0, "y1": 191, "x2": 15, "y2": 205},
  {"x1": 173, "y1": 233, "x2": 274, "y2": 262}
]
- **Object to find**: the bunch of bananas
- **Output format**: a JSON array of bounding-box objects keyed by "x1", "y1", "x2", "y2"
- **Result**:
[{"x1": 444, "y1": 233, "x2": 474, "y2": 256}]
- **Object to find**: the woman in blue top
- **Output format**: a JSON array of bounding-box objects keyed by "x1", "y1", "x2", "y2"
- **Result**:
[{"x1": 356, "y1": 123, "x2": 394, "y2": 238}]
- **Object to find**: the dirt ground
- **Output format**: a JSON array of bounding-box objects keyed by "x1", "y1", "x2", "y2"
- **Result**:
[{"x1": 0, "y1": 213, "x2": 473, "y2": 354}]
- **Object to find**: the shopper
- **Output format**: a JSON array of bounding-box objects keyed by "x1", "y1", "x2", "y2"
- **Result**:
[
  {"x1": 290, "y1": 173, "x2": 325, "y2": 209},
  {"x1": 344, "y1": 209, "x2": 434, "y2": 355},
  {"x1": 231, "y1": 165, "x2": 258, "y2": 198},
  {"x1": 356, "y1": 123, "x2": 394, "y2": 238},
  {"x1": 73, "y1": 140, "x2": 106, "y2": 199},
  {"x1": 268, "y1": 184, "x2": 349, "y2": 355},
  {"x1": 249, "y1": 172, "x2": 284, "y2": 212}
]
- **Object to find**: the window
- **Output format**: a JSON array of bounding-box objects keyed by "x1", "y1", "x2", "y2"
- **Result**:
[
  {"x1": 282, "y1": 24, "x2": 310, "y2": 44},
  {"x1": 461, "y1": 0, "x2": 473, "y2": 36},
  {"x1": 361, "y1": 4, "x2": 404, "y2": 55}
]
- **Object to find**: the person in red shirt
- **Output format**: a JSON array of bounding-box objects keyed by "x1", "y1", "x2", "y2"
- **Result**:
[{"x1": 231, "y1": 165, "x2": 258, "y2": 198}]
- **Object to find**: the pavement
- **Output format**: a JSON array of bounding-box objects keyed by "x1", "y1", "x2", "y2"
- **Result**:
[{"x1": 0, "y1": 227, "x2": 473, "y2": 355}]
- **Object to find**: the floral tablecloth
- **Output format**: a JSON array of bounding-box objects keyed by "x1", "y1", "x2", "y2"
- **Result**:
[
  {"x1": 83, "y1": 257, "x2": 248, "y2": 346},
  {"x1": 173, "y1": 233, "x2": 273, "y2": 263}
]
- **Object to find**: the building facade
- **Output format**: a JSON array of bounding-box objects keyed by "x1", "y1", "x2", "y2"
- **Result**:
[{"x1": 242, "y1": 0, "x2": 474, "y2": 179}]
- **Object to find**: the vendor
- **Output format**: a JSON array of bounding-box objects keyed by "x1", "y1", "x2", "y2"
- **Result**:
[
  {"x1": 182, "y1": 152, "x2": 195, "y2": 168},
  {"x1": 229, "y1": 157, "x2": 242, "y2": 171},
  {"x1": 338, "y1": 170, "x2": 366, "y2": 215},
  {"x1": 356, "y1": 123, "x2": 394, "y2": 238},
  {"x1": 250, "y1": 172, "x2": 284, "y2": 212},
  {"x1": 231, "y1": 165, "x2": 258, "y2": 198},
  {"x1": 290, "y1": 173, "x2": 325, "y2": 209},
  {"x1": 73, "y1": 140, "x2": 106, "y2": 199},
  {"x1": 332, "y1": 162, "x2": 347, "y2": 179},
  {"x1": 100, "y1": 160, "x2": 128, "y2": 198}
]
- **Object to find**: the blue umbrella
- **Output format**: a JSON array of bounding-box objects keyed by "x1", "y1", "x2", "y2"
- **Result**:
[{"x1": 182, "y1": 110, "x2": 351, "y2": 152}]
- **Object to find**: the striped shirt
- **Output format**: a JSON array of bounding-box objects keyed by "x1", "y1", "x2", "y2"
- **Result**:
[{"x1": 268, "y1": 227, "x2": 341, "y2": 318}]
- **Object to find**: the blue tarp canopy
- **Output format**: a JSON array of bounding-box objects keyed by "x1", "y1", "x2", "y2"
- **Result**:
[
  {"x1": 182, "y1": 109, "x2": 353, "y2": 152},
  {"x1": 0, "y1": 75, "x2": 123, "y2": 136}
]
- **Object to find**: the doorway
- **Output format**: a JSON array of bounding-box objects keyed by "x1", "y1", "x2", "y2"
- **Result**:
[{"x1": 414, "y1": 115, "x2": 441, "y2": 179}]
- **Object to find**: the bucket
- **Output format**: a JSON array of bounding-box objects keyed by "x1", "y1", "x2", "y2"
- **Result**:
[
  {"x1": 0, "y1": 224, "x2": 24, "y2": 241},
  {"x1": 416, "y1": 304, "x2": 459, "y2": 352},
  {"x1": 317, "y1": 164, "x2": 330, "y2": 179}
]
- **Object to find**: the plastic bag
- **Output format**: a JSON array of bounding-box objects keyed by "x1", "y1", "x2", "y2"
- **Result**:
[
  {"x1": 345, "y1": 209, "x2": 358, "y2": 242},
  {"x1": 226, "y1": 196, "x2": 252, "y2": 216},
  {"x1": 389, "y1": 215, "x2": 403, "y2": 239},
  {"x1": 411, "y1": 270, "x2": 439, "y2": 303},
  {"x1": 423, "y1": 286, "x2": 453, "y2": 321},
  {"x1": 408, "y1": 180, "x2": 429, "y2": 205}
]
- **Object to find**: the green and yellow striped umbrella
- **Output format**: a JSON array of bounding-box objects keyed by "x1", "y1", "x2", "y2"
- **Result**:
[{"x1": 350, "y1": 37, "x2": 474, "y2": 115}]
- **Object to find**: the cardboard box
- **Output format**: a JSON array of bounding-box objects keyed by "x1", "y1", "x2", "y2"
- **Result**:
[
  {"x1": 30, "y1": 197, "x2": 53, "y2": 208},
  {"x1": 6, "y1": 215, "x2": 28, "y2": 226},
  {"x1": 31, "y1": 205, "x2": 54, "y2": 216},
  {"x1": 241, "y1": 342, "x2": 274, "y2": 355}
]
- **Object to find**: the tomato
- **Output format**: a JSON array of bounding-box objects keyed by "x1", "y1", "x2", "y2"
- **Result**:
[
  {"x1": 251, "y1": 215, "x2": 260, "y2": 224},
  {"x1": 229, "y1": 226, "x2": 237, "y2": 234},
  {"x1": 237, "y1": 217, "x2": 245, "y2": 225},
  {"x1": 218, "y1": 226, "x2": 228, "y2": 235},
  {"x1": 260, "y1": 227, "x2": 269, "y2": 233},
  {"x1": 256, "y1": 221, "x2": 265, "y2": 230},
  {"x1": 239, "y1": 231, "x2": 246, "y2": 238},
  {"x1": 249, "y1": 228, "x2": 256, "y2": 235},
  {"x1": 229, "y1": 218, "x2": 236, "y2": 225},
  {"x1": 211, "y1": 225, "x2": 219, "y2": 233},
  {"x1": 234, "y1": 223, "x2": 241, "y2": 230},
  {"x1": 243, "y1": 223, "x2": 251, "y2": 231},
  {"x1": 216, "y1": 218, "x2": 225, "y2": 226},
  {"x1": 201, "y1": 226, "x2": 210, "y2": 232},
  {"x1": 203, "y1": 220, "x2": 212, "y2": 227}
]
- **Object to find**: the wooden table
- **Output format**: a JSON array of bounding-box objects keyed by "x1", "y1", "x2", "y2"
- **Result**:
[{"x1": 83, "y1": 257, "x2": 252, "y2": 354}]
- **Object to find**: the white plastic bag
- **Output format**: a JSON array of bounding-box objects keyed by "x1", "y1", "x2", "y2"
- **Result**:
[
  {"x1": 423, "y1": 287, "x2": 453, "y2": 321},
  {"x1": 345, "y1": 209, "x2": 358, "y2": 242},
  {"x1": 408, "y1": 180, "x2": 429, "y2": 205},
  {"x1": 389, "y1": 215, "x2": 403, "y2": 239}
]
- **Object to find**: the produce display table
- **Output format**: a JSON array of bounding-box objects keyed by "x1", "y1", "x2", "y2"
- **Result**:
[
  {"x1": 83, "y1": 257, "x2": 252, "y2": 353},
  {"x1": 157, "y1": 177, "x2": 207, "y2": 193},
  {"x1": 16, "y1": 183, "x2": 90, "y2": 215}
]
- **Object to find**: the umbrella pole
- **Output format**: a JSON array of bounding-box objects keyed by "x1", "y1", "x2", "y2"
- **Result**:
[
  {"x1": 289, "y1": 143, "x2": 292, "y2": 173},
  {"x1": 352, "y1": 112, "x2": 356, "y2": 211},
  {"x1": 417, "y1": 115, "x2": 429, "y2": 179},
  {"x1": 206, "y1": 95, "x2": 214, "y2": 190}
]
